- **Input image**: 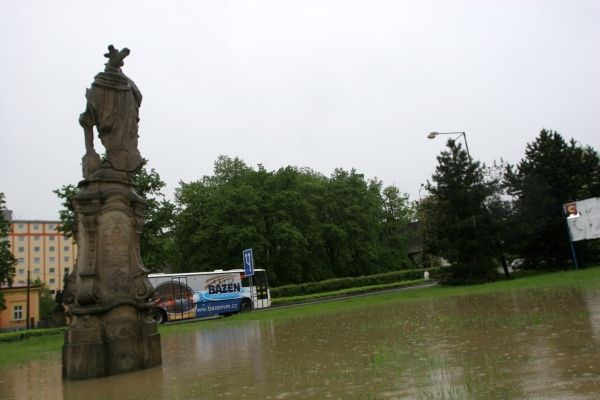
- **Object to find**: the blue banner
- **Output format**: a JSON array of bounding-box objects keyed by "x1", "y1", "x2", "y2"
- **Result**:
[
  {"x1": 195, "y1": 298, "x2": 241, "y2": 317},
  {"x1": 243, "y1": 248, "x2": 254, "y2": 276}
]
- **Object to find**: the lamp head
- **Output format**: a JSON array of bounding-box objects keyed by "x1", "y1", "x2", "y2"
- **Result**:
[{"x1": 427, "y1": 132, "x2": 438, "y2": 139}]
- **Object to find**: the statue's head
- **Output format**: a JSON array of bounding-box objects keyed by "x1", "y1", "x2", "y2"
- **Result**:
[{"x1": 104, "y1": 45, "x2": 130, "y2": 72}]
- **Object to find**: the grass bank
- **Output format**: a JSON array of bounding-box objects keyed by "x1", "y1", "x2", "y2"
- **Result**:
[{"x1": 1, "y1": 266, "x2": 598, "y2": 369}]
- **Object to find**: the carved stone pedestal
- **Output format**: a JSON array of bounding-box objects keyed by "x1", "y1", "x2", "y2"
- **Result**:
[{"x1": 62, "y1": 176, "x2": 161, "y2": 379}]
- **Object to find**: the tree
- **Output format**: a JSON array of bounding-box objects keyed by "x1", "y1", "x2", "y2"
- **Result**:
[
  {"x1": 505, "y1": 129, "x2": 600, "y2": 268},
  {"x1": 53, "y1": 184, "x2": 78, "y2": 240},
  {"x1": 172, "y1": 156, "x2": 415, "y2": 286},
  {"x1": 173, "y1": 156, "x2": 270, "y2": 275},
  {"x1": 424, "y1": 141, "x2": 499, "y2": 284},
  {"x1": 32, "y1": 278, "x2": 55, "y2": 325},
  {"x1": 133, "y1": 167, "x2": 176, "y2": 271},
  {"x1": 0, "y1": 193, "x2": 17, "y2": 310},
  {"x1": 54, "y1": 165, "x2": 175, "y2": 271}
]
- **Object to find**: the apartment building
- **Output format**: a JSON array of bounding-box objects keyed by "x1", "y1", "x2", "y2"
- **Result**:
[{"x1": 8, "y1": 220, "x2": 77, "y2": 294}]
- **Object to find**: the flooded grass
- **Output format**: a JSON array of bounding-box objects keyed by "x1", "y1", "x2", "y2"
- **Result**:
[{"x1": 1, "y1": 266, "x2": 600, "y2": 399}]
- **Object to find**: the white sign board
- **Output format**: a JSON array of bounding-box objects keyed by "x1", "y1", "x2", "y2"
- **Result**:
[{"x1": 565, "y1": 197, "x2": 600, "y2": 242}]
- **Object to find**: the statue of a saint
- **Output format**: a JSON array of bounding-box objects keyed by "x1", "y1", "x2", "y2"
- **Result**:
[{"x1": 80, "y1": 45, "x2": 144, "y2": 179}]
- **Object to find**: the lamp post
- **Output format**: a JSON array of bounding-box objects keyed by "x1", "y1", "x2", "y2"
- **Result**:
[
  {"x1": 426, "y1": 130, "x2": 512, "y2": 278},
  {"x1": 427, "y1": 130, "x2": 476, "y2": 232},
  {"x1": 427, "y1": 131, "x2": 471, "y2": 162}
]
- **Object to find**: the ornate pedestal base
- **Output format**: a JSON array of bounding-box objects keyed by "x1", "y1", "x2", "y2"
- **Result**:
[
  {"x1": 62, "y1": 306, "x2": 161, "y2": 379},
  {"x1": 62, "y1": 176, "x2": 162, "y2": 379}
]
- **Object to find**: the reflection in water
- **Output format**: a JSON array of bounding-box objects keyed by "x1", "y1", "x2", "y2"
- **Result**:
[{"x1": 1, "y1": 288, "x2": 600, "y2": 399}]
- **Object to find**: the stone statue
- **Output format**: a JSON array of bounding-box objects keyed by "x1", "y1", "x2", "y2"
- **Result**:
[
  {"x1": 63, "y1": 45, "x2": 161, "y2": 380},
  {"x1": 80, "y1": 45, "x2": 144, "y2": 179}
]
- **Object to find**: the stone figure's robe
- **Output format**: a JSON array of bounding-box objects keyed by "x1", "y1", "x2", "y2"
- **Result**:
[{"x1": 80, "y1": 69, "x2": 144, "y2": 173}]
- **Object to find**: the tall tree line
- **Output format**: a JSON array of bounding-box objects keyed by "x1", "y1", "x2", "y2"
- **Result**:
[
  {"x1": 420, "y1": 129, "x2": 600, "y2": 284},
  {"x1": 172, "y1": 156, "x2": 413, "y2": 286},
  {"x1": 53, "y1": 128, "x2": 599, "y2": 287},
  {"x1": 55, "y1": 158, "x2": 414, "y2": 287}
]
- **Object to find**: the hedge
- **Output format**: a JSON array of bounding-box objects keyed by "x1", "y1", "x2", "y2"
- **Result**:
[
  {"x1": 0, "y1": 327, "x2": 66, "y2": 343},
  {"x1": 270, "y1": 268, "x2": 440, "y2": 298}
]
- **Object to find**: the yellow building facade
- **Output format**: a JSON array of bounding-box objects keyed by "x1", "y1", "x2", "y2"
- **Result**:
[
  {"x1": 0, "y1": 284, "x2": 41, "y2": 332},
  {"x1": 9, "y1": 220, "x2": 77, "y2": 294}
]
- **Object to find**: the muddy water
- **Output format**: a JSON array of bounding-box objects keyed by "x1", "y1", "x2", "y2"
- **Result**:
[{"x1": 2, "y1": 288, "x2": 600, "y2": 399}]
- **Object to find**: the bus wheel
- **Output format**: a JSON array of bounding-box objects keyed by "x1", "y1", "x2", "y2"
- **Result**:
[
  {"x1": 240, "y1": 300, "x2": 252, "y2": 313},
  {"x1": 154, "y1": 309, "x2": 167, "y2": 324}
]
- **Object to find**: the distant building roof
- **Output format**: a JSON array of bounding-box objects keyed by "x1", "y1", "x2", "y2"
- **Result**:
[
  {"x1": 0, "y1": 283, "x2": 42, "y2": 290},
  {"x1": 10, "y1": 219, "x2": 61, "y2": 224}
]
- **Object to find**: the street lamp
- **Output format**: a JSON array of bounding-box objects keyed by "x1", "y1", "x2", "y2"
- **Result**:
[
  {"x1": 427, "y1": 131, "x2": 471, "y2": 162},
  {"x1": 426, "y1": 130, "x2": 512, "y2": 277}
]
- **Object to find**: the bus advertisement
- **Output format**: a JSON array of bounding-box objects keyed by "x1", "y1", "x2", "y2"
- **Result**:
[{"x1": 148, "y1": 269, "x2": 271, "y2": 324}]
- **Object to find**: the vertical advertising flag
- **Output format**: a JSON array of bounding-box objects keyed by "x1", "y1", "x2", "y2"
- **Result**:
[{"x1": 243, "y1": 248, "x2": 254, "y2": 276}]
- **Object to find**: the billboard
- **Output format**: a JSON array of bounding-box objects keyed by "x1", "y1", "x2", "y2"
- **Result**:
[
  {"x1": 565, "y1": 197, "x2": 600, "y2": 242},
  {"x1": 149, "y1": 272, "x2": 248, "y2": 320}
]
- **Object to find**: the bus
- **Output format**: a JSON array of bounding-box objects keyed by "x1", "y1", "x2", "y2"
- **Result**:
[{"x1": 148, "y1": 269, "x2": 271, "y2": 324}]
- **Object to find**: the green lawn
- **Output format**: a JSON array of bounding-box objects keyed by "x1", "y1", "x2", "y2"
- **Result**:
[{"x1": 2, "y1": 266, "x2": 599, "y2": 369}]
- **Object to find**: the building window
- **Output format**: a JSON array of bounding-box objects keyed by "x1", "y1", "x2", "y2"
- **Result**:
[
  {"x1": 18, "y1": 246, "x2": 24, "y2": 252},
  {"x1": 64, "y1": 268, "x2": 70, "y2": 274},
  {"x1": 49, "y1": 236, "x2": 55, "y2": 241},
  {"x1": 49, "y1": 278, "x2": 56, "y2": 284},
  {"x1": 18, "y1": 236, "x2": 24, "y2": 241},
  {"x1": 49, "y1": 256, "x2": 55, "y2": 262},
  {"x1": 34, "y1": 257, "x2": 40, "y2": 263},
  {"x1": 17, "y1": 280, "x2": 25, "y2": 285},
  {"x1": 18, "y1": 258, "x2": 24, "y2": 264},
  {"x1": 34, "y1": 246, "x2": 40, "y2": 252},
  {"x1": 13, "y1": 305, "x2": 23, "y2": 320},
  {"x1": 47, "y1": 224, "x2": 55, "y2": 230},
  {"x1": 49, "y1": 246, "x2": 55, "y2": 252},
  {"x1": 64, "y1": 256, "x2": 70, "y2": 262},
  {"x1": 49, "y1": 267, "x2": 55, "y2": 273},
  {"x1": 34, "y1": 268, "x2": 40, "y2": 273},
  {"x1": 18, "y1": 268, "x2": 24, "y2": 274},
  {"x1": 64, "y1": 246, "x2": 70, "y2": 251},
  {"x1": 33, "y1": 224, "x2": 39, "y2": 230},
  {"x1": 34, "y1": 236, "x2": 40, "y2": 241},
  {"x1": 17, "y1": 224, "x2": 24, "y2": 229}
]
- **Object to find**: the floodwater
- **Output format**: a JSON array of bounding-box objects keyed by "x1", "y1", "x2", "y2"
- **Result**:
[{"x1": 2, "y1": 287, "x2": 600, "y2": 399}]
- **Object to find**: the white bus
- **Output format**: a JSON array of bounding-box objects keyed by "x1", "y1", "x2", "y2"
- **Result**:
[{"x1": 148, "y1": 269, "x2": 271, "y2": 324}]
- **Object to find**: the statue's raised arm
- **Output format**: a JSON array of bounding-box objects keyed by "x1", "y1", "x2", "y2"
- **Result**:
[{"x1": 80, "y1": 44, "x2": 144, "y2": 180}]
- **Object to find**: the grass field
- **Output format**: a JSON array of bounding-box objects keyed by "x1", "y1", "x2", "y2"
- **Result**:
[{"x1": 1, "y1": 266, "x2": 598, "y2": 370}]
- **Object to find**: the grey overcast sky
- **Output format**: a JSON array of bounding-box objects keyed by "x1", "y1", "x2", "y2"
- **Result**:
[{"x1": 1, "y1": 0, "x2": 599, "y2": 220}]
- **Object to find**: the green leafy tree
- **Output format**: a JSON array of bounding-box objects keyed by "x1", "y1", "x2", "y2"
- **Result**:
[
  {"x1": 379, "y1": 185, "x2": 414, "y2": 268},
  {"x1": 133, "y1": 167, "x2": 176, "y2": 271},
  {"x1": 31, "y1": 278, "x2": 55, "y2": 323},
  {"x1": 262, "y1": 165, "x2": 327, "y2": 284},
  {"x1": 0, "y1": 193, "x2": 17, "y2": 310},
  {"x1": 505, "y1": 129, "x2": 600, "y2": 268},
  {"x1": 172, "y1": 156, "x2": 414, "y2": 286},
  {"x1": 424, "y1": 141, "x2": 498, "y2": 284},
  {"x1": 54, "y1": 165, "x2": 175, "y2": 271},
  {"x1": 53, "y1": 184, "x2": 78, "y2": 240},
  {"x1": 173, "y1": 156, "x2": 269, "y2": 274}
]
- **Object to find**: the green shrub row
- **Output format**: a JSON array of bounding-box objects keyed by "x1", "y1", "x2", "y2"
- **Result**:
[
  {"x1": 271, "y1": 279, "x2": 428, "y2": 306},
  {"x1": 0, "y1": 327, "x2": 66, "y2": 343},
  {"x1": 270, "y1": 268, "x2": 439, "y2": 298}
]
